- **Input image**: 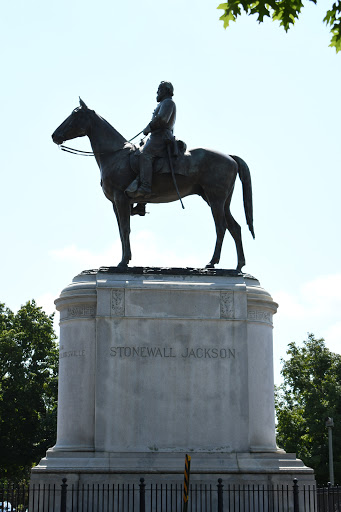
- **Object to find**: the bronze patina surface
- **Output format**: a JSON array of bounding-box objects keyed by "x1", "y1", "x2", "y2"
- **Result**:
[{"x1": 52, "y1": 87, "x2": 255, "y2": 270}]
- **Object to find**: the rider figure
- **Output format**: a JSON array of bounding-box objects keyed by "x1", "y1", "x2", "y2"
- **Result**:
[{"x1": 128, "y1": 81, "x2": 176, "y2": 200}]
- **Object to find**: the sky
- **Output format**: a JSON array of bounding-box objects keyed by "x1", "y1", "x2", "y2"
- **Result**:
[{"x1": 1, "y1": 0, "x2": 340, "y2": 384}]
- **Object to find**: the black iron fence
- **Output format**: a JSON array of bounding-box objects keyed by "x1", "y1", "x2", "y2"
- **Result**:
[
  {"x1": 317, "y1": 485, "x2": 341, "y2": 512},
  {"x1": 0, "y1": 479, "x2": 340, "y2": 512}
]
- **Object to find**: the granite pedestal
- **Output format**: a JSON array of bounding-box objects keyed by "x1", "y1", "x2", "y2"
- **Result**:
[{"x1": 32, "y1": 268, "x2": 314, "y2": 488}]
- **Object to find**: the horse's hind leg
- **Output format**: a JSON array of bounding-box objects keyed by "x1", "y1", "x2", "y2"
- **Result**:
[
  {"x1": 224, "y1": 200, "x2": 245, "y2": 271},
  {"x1": 206, "y1": 198, "x2": 227, "y2": 267}
]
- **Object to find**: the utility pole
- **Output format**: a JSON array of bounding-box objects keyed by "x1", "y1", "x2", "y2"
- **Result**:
[{"x1": 325, "y1": 417, "x2": 334, "y2": 485}]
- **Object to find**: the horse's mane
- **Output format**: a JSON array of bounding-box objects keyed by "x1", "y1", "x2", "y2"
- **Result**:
[{"x1": 91, "y1": 110, "x2": 127, "y2": 144}]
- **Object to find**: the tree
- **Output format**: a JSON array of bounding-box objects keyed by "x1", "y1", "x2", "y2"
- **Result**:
[
  {"x1": 275, "y1": 334, "x2": 341, "y2": 485},
  {"x1": 0, "y1": 301, "x2": 58, "y2": 482},
  {"x1": 218, "y1": 1, "x2": 341, "y2": 52}
]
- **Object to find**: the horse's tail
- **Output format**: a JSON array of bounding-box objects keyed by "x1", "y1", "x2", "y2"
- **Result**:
[{"x1": 231, "y1": 155, "x2": 255, "y2": 239}]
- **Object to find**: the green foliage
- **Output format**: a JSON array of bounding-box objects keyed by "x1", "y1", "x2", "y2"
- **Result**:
[
  {"x1": 217, "y1": 1, "x2": 341, "y2": 52},
  {"x1": 275, "y1": 334, "x2": 341, "y2": 484},
  {"x1": 0, "y1": 301, "x2": 58, "y2": 483},
  {"x1": 324, "y1": 2, "x2": 341, "y2": 52}
]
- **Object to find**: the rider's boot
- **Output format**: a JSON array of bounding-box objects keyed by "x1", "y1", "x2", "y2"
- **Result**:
[{"x1": 128, "y1": 155, "x2": 153, "y2": 200}]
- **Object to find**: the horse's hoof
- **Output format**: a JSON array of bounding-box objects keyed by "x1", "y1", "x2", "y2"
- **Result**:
[
  {"x1": 117, "y1": 262, "x2": 129, "y2": 268},
  {"x1": 205, "y1": 263, "x2": 215, "y2": 269}
]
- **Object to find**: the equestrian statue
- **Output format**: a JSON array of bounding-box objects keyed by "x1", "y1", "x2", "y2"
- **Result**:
[{"x1": 52, "y1": 82, "x2": 255, "y2": 270}]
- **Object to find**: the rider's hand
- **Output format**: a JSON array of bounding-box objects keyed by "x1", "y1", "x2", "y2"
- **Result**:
[{"x1": 143, "y1": 124, "x2": 151, "y2": 136}]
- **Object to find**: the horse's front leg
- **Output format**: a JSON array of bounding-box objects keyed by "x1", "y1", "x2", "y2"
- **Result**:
[{"x1": 112, "y1": 192, "x2": 132, "y2": 267}]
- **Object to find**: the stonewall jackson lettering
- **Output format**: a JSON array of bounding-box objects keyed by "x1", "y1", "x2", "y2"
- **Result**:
[{"x1": 110, "y1": 346, "x2": 236, "y2": 359}]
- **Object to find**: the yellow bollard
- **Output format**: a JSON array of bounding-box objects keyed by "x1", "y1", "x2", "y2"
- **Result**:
[{"x1": 183, "y1": 454, "x2": 191, "y2": 512}]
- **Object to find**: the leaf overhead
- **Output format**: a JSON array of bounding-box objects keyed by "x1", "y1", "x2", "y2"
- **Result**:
[
  {"x1": 218, "y1": 0, "x2": 341, "y2": 52},
  {"x1": 324, "y1": 1, "x2": 341, "y2": 51},
  {"x1": 218, "y1": 6, "x2": 237, "y2": 28}
]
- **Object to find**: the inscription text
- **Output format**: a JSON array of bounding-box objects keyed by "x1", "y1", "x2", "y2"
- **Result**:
[{"x1": 110, "y1": 346, "x2": 235, "y2": 359}]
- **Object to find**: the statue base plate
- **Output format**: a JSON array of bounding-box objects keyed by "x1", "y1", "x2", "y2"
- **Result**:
[{"x1": 32, "y1": 449, "x2": 314, "y2": 486}]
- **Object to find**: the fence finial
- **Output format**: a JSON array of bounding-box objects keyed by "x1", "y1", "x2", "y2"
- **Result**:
[
  {"x1": 293, "y1": 478, "x2": 299, "y2": 512},
  {"x1": 60, "y1": 478, "x2": 68, "y2": 512},
  {"x1": 139, "y1": 477, "x2": 146, "y2": 512}
]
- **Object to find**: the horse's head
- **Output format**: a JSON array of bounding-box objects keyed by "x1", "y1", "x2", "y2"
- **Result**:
[{"x1": 52, "y1": 98, "x2": 92, "y2": 145}]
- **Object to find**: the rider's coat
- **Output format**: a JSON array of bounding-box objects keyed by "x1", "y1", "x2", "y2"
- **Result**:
[{"x1": 141, "y1": 98, "x2": 176, "y2": 157}]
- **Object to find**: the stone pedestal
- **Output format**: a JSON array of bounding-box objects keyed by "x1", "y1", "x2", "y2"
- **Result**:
[{"x1": 32, "y1": 268, "x2": 314, "y2": 487}]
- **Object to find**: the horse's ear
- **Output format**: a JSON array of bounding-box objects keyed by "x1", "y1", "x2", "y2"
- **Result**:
[{"x1": 79, "y1": 97, "x2": 88, "y2": 110}]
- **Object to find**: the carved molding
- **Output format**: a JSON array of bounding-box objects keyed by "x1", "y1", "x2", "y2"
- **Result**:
[
  {"x1": 111, "y1": 289, "x2": 125, "y2": 317},
  {"x1": 220, "y1": 291, "x2": 234, "y2": 319}
]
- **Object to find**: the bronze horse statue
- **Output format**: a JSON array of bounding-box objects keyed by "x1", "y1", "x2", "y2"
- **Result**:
[{"x1": 52, "y1": 99, "x2": 255, "y2": 270}]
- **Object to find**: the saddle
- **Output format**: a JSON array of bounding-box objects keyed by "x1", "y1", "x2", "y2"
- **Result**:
[{"x1": 127, "y1": 140, "x2": 191, "y2": 178}]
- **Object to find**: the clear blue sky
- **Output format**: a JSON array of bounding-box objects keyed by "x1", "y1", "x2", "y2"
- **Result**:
[{"x1": 1, "y1": 0, "x2": 340, "y2": 383}]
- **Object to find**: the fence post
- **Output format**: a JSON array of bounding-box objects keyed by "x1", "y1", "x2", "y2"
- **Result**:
[
  {"x1": 217, "y1": 478, "x2": 224, "y2": 512},
  {"x1": 327, "y1": 481, "x2": 332, "y2": 512},
  {"x1": 60, "y1": 478, "x2": 68, "y2": 512},
  {"x1": 139, "y1": 478, "x2": 146, "y2": 512},
  {"x1": 293, "y1": 478, "x2": 299, "y2": 512}
]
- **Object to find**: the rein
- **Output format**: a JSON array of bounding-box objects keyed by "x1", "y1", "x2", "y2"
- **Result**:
[
  {"x1": 59, "y1": 145, "x2": 102, "y2": 156},
  {"x1": 59, "y1": 132, "x2": 145, "y2": 157}
]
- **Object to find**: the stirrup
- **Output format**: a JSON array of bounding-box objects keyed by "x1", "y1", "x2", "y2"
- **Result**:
[{"x1": 131, "y1": 204, "x2": 146, "y2": 216}]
